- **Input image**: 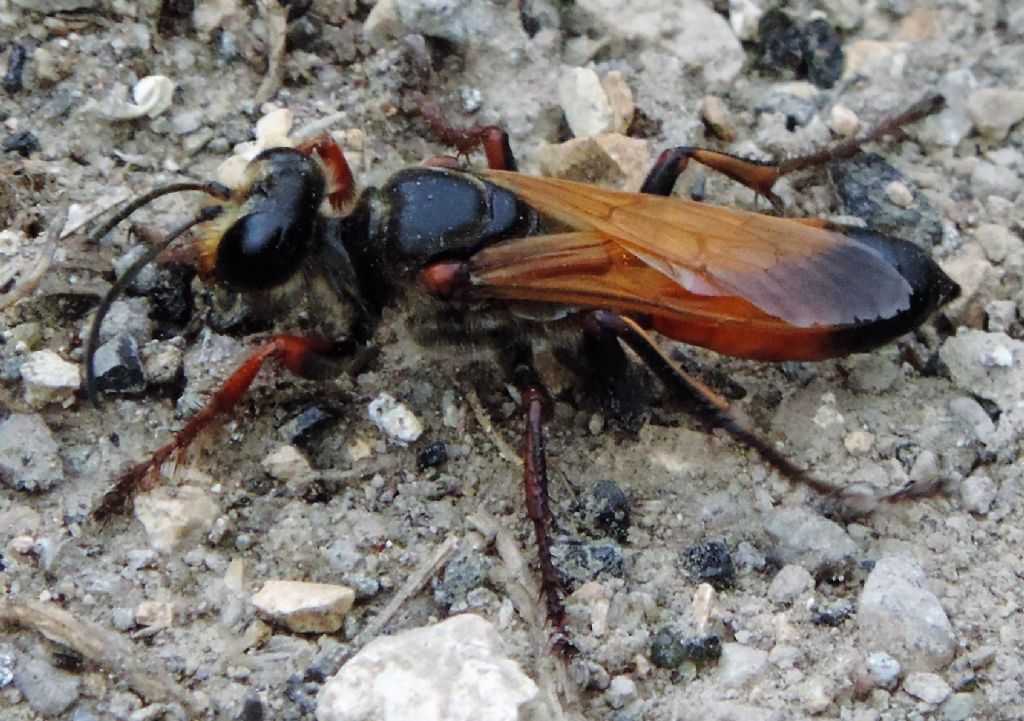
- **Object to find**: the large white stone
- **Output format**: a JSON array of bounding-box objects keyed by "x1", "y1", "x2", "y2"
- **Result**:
[{"x1": 317, "y1": 614, "x2": 538, "y2": 721}]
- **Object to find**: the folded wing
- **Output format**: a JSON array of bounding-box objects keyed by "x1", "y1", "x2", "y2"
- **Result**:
[{"x1": 481, "y1": 170, "x2": 913, "y2": 329}]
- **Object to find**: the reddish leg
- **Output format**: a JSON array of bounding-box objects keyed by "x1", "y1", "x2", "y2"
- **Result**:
[
  {"x1": 521, "y1": 385, "x2": 571, "y2": 654},
  {"x1": 641, "y1": 93, "x2": 945, "y2": 207},
  {"x1": 296, "y1": 135, "x2": 357, "y2": 211},
  {"x1": 416, "y1": 98, "x2": 517, "y2": 171},
  {"x1": 588, "y1": 311, "x2": 847, "y2": 497},
  {"x1": 93, "y1": 335, "x2": 343, "y2": 521}
]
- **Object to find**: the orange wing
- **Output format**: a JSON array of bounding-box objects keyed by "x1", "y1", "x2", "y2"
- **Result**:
[{"x1": 470, "y1": 171, "x2": 916, "y2": 361}]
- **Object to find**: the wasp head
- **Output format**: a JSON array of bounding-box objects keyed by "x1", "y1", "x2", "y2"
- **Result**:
[{"x1": 198, "y1": 147, "x2": 326, "y2": 291}]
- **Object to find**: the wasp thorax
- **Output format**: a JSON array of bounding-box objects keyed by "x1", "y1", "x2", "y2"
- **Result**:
[{"x1": 211, "y1": 148, "x2": 326, "y2": 291}]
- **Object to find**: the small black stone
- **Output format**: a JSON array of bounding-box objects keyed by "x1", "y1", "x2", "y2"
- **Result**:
[
  {"x1": 279, "y1": 406, "x2": 336, "y2": 446},
  {"x1": 582, "y1": 479, "x2": 631, "y2": 543},
  {"x1": 650, "y1": 626, "x2": 687, "y2": 669},
  {"x1": 758, "y1": 8, "x2": 805, "y2": 73},
  {"x1": 417, "y1": 440, "x2": 448, "y2": 470},
  {"x1": 812, "y1": 601, "x2": 853, "y2": 626},
  {"x1": 803, "y1": 18, "x2": 844, "y2": 88},
  {"x1": 684, "y1": 634, "x2": 723, "y2": 663},
  {"x1": 286, "y1": 15, "x2": 320, "y2": 51},
  {"x1": 683, "y1": 540, "x2": 736, "y2": 590},
  {"x1": 92, "y1": 334, "x2": 146, "y2": 395},
  {"x1": 650, "y1": 627, "x2": 723, "y2": 669},
  {"x1": 51, "y1": 648, "x2": 84, "y2": 672},
  {"x1": 2, "y1": 130, "x2": 39, "y2": 157},
  {"x1": 238, "y1": 695, "x2": 264, "y2": 721},
  {"x1": 131, "y1": 264, "x2": 195, "y2": 325},
  {"x1": 552, "y1": 538, "x2": 625, "y2": 586}
]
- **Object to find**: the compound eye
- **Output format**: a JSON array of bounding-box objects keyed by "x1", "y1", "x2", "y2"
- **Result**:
[{"x1": 214, "y1": 211, "x2": 312, "y2": 290}]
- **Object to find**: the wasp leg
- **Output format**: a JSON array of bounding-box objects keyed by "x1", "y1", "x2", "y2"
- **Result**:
[
  {"x1": 641, "y1": 94, "x2": 945, "y2": 209},
  {"x1": 296, "y1": 135, "x2": 357, "y2": 211},
  {"x1": 503, "y1": 348, "x2": 572, "y2": 654},
  {"x1": 416, "y1": 99, "x2": 518, "y2": 171},
  {"x1": 93, "y1": 334, "x2": 356, "y2": 521},
  {"x1": 641, "y1": 146, "x2": 785, "y2": 207},
  {"x1": 589, "y1": 311, "x2": 843, "y2": 497}
]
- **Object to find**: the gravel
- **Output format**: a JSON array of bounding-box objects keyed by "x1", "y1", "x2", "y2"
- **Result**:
[{"x1": 1, "y1": 1, "x2": 1022, "y2": 720}]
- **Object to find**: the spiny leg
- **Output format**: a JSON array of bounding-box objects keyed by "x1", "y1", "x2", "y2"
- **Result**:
[
  {"x1": 415, "y1": 96, "x2": 518, "y2": 171},
  {"x1": 506, "y1": 347, "x2": 571, "y2": 654},
  {"x1": 640, "y1": 93, "x2": 945, "y2": 208},
  {"x1": 93, "y1": 334, "x2": 356, "y2": 521},
  {"x1": 588, "y1": 311, "x2": 843, "y2": 498}
]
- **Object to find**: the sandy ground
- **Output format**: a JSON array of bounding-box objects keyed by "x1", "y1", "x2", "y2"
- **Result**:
[{"x1": 1, "y1": 1, "x2": 1023, "y2": 720}]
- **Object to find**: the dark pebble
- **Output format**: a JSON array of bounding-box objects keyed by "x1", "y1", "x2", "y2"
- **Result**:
[
  {"x1": 417, "y1": 440, "x2": 448, "y2": 470},
  {"x1": 285, "y1": 667, "x2": 324, "y2": 713},
  {"x1": 683, "y1": 540, "x2": 736, "y2": 590},
  {"x1": 581, "y1": 479, "x2": 631, "y2": 543},
  {"x1": 812, "y1": 600, "x2": 854, "y2": 626},
  {"x1": 2, "y1": 130, "x2": 39, "y2": 157},
  {"x1": 650, "y1": 626, "x2": 723, "y2": 669},
  {"x1": 757, "y1": 10, "x2": 846, "y2": 89},
  {"x1": 279, "y1": 406, "x2": 336, "y2": 446},
  {"x1": 286, "y1": 15, "x2": 321, "y2": 50},
  {"x1": 830, "y1": 153, "x2": 943, "y2": 248},
  {"x1": 51, "y1": 648, "x2": 85, "y2": 672},
  {"x1": 758, "y1": 8, "x2": 805, "y2": 73},
  {"x1": 803, "y1": 18, "x2": 844, "y2": 88},
  {"x1": 92, "y1": 333, "x2": 146, "y2": 394},
  {"x1": 3, "y1": 43, "x2": 27, "y2": 94},
  {"x1": 129, "y1": 264, "x2": 194, "y2": 325},
  {"x1": 551, "y1": 538, "x2": 625, "y2": 585},
  {"x1": 238, "y1": 694, "x2": 264, "y2": 721}
]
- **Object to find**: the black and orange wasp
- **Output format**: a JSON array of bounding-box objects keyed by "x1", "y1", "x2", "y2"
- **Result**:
[{"x1": 84, "y1": 93, "x2": 959, "y2": 641}]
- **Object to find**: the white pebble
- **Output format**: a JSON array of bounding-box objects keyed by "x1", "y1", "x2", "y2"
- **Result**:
[
  {"x1": 131, "y1": 75, "x2": 175, "y2": 118},
  {"x1": 885, "y1": 180, "x2": 914, "y2": 208},
  {"x1": 607, "y1": 675, "x2": 636, "y2": 708},
  {"x1": 134, "y1": 485, "x2": 219, "y2": 553},
  {"x1": 367, "y1": 393, "x2": 423, "y2": 445},
  {"x1": 960, "y1": 473, "x2": 997, "y2": 514},
  {"x1": 902, "y1": 671, "x2": 952, "y2": 705},
  {"x1": 559, "y1": 66, "x2": 615, "y2": 138},
  {"x1": 829, "y1": 104, "x2": 860, "y2": 136},
  {"x1": 261, "y1": 444, "x2": 314, "y2": 484},
  {"x1": 843, "y1": 430, "x2": 875, "y2": 456},
  {"x1": 21, "y1": 350, "x2": 81, "y2": 408},
  {"x1": 251, "y1": 580, "x2": 355, "y2": 634},
  {"x1": 865, "y1": 651, "x2": 901, "y2": 688}
]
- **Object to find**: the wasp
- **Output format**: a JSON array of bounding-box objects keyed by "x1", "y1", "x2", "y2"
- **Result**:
[{"x1": 84, "y1": 94, "x2": 959, "y2": 642}]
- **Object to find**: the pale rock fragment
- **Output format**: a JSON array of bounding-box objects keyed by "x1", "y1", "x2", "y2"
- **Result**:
[{"x1": 251, "y1": 580, "x2": 355, "y2": 634}]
